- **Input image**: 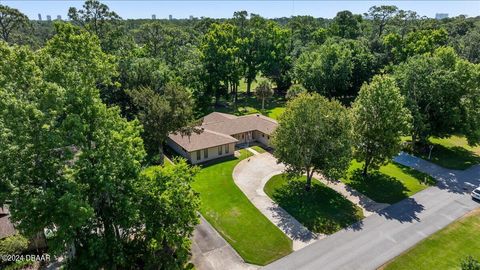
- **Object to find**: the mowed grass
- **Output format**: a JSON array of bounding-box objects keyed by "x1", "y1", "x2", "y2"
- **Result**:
[
  {"x1": 341, "y1": 160, "x2": 436, "y2": 204},
  {"x1": 251, "y1": 145, "x2": 267, "y2": 153},
  {"x1": 264, "y1": 174, "x2": 364, "y2": 234},
  {"x1": 215, "y1": 94, "x2": 286, "y2": 120},
  {"x1": 382, "y1": 209, "x2": 480, "y2": 270},
  {"x1": 191, "y1": 150, "x2": 292, "y2": 265},
  {"x1": 404, "y1": 135, "x2": 480, "y2": 170}
]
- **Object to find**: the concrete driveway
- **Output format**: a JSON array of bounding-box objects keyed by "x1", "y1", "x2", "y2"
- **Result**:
[
  {"x1": 233, "y1": 153, "x2": 319, "y2": 250},
  {"x1": 191, "y1": 216, "x2": 259, "y2": 270},
  {"x1": 263, "y1": 153, "x2": 480, "y2": 270}
]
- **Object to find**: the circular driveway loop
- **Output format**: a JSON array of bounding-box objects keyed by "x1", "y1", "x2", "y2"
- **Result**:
[{"x1": 232, "y1": 153, "x2": 320, "y2": 250}]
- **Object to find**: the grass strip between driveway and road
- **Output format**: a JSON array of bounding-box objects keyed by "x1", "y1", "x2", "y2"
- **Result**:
[
  {"x1": 404, "y1": 135, "x2": 480, "y2": 170},
  {"x1": 191, "y1": 149, "x2": 292, "y2": 265},
  {"x1": 264, "y1": 174, "x2": 364, "y2": 235},
  {"x1": 341, "y1": 160, "x2": 436, "y2": 204},
  {"x1": 381, "y1": 209, "x2": 480, "y2": 270}
]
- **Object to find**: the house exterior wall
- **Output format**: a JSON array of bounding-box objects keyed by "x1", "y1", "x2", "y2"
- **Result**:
[
  {"x1": 253, "y1": 130, "x2": 272, "y2": 146},
  {"x1": 232, "y1": 131, "x2": 254, "y2": 145},
  {"x1": 188, "y1": 142, "x2": 236, "y2": 164},
  {"x1": 166, "y1": 137, "x2": 191, "y2": 161}
]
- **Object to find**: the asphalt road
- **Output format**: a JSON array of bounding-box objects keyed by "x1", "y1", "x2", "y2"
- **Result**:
[{"x1": 263, "y1": 154, "x2": 480, "y2": 270}]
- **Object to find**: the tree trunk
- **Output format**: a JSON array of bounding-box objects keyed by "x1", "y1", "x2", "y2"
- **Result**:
[
  {"x1": 158, "y1": 145, "x2": 164, "y2": 165},
  {"x1": 305, "y1": 169, "x2": 314, "y2": 191},
  {"x1": 261, "y1": 98, "x2": 265, "y2": 110},
  {"x1": 234, "y1": 83, "x2": 238, "y2": 104},
  {"x1": 246, "y1": 78, "x2": 252, "y2": 96},
  {"x1": 363, "y1": 158, "x2": 370, "y2": 177}
]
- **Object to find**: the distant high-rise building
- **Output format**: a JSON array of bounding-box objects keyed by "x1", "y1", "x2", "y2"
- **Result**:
[
  {"x1": 38, "y1": 14, "x2": 42, "y2": 21},
  {"x1": 169, "y1": 14, "x2": 173, "y2": 20},
  {"x1": 56, "y1": 15, "x2": 62, "y2": 20},
  {"x1": 152, "y1": 14, "x2": 156, "y2": 20},
  {"x1": 435, "y1": 13, "x2": 449, "y2": 20},
  {"x1": 189, "y1": 15, "x2": 194, "y2": 20},
  {"x1": 46, "y1": 15, "x2": 52, "y2": 21}
]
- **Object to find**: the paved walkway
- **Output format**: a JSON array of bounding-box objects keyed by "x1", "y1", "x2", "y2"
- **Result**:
[
  {"x1": 233, "y1": 153, "x2": 319, "y2": 250},
  {"x1": 245, "y1": 147, "x2": 260, "y2": 156},
  {"x1": 263, "y1": 154, "x2": 480, "y2": 270},
  {"x1": 191, "y1": 216, "x2": 259, "y2": 270},
  {"x1": 312, "y1": 173, "x2": 390, "y2": 216}
]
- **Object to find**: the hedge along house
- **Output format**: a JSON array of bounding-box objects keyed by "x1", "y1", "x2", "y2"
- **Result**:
[{"x1": 167, "y1": 112, "x2": 278, "y2": 164}]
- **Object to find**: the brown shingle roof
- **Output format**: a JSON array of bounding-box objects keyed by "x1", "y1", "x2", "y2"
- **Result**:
[
  {"x1": 0, "y1": 205, "x2": 16, "y2": 239},
  {"x1": 168, "y1": 129, "x2": 238, "y2": 152},
  {"x1": 202, "y1": 112, "x2": 238, "y2": 124},
  {"x1": 168, "y1": 113, "x2": 277, "y2": 152},
  {"x1": 202, "y1": 114, "x2": 278, "y2": 136}
]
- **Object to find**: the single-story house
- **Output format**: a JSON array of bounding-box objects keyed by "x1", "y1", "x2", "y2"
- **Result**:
[{"x1": 167, "y1": 112, "x2": 277, "y2": 164}]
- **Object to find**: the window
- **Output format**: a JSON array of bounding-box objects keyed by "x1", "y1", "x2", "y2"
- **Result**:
[
  {"x1": 204, "y1": 149, "x2": 208, "y2": 159},
  {"x1": 241, "y1": 134, "x2": 244, "y2": 139},
  {"x1": 267, "y1": 136, "x2": 270, "y2": 139},
  {"x1": 262, "y1": 133, "x2": 264, "y2": 137},
  {"x1": 225, "y1": 144, "x2": 229, "y2": 154},
  {"x1": 196, "y1": 150, "x2": 201, "y2": 160},
  {"x1": 218, "y1": 145, "x2": 223, "y2": 155}
]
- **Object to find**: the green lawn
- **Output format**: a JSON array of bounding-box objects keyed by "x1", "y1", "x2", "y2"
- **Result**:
[
  {"x1": 264, "y1": 174, "x2": 364, "y2": 234},
  {"x1": 341, "y1": 160, "x2": 436, "y2": 204},
  {"x1": 251, "y1": 145, "x2": 267, "y2": 153},
  {"x1": 404, "y1": 135, "x2": 480, "y2": 170},
  {"x1": 382, "y1": 209, "x2": 480, "y2": 270},
  {"x1": 191, "y1": 150, "x2": 292, "y2": 265},
  {"x1": 215, "y1": 94, "x2": 286, "y2": 120}
]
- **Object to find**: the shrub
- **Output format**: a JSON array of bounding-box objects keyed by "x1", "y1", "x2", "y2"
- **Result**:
[
  {"x1": 461, "y1": 256, "x2": 480, "y2": 270},
  {"x1": 0, "y1": 234, "x2": 29, "y2": 255}
]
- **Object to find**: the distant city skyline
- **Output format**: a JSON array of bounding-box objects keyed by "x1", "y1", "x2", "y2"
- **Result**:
[{"x1": 1, "y1": 1, "x2": 479, "y2": 20}]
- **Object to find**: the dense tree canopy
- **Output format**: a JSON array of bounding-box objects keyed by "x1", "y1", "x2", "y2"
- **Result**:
[
  {"x1": 0, "y1": 4, "x2": 29, "y2": 43},
  {"x1": 352, "y1": 75, "x2": 411, "y2": 175},
  {"x1": 393, "y1": 47, "x2": 480, "y2": 146},
  {"x1": 273, "y1": 93, "x2": 352, "y2": 191},
  {"x1": 0, "y1": 26, "x2": 199, "y2": 269},
  {"x1": 1, "y1": 1, "x2": 480, "y2": 267}
]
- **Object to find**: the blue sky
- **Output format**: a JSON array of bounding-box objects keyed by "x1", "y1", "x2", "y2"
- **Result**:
[{"x1": 2, "y1": 1, "x2": 479, "y2": 20}]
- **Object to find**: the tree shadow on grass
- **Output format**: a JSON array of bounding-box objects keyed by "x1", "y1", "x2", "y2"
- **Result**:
[
  {"x1": 347, "y1": 169, "x2": 410, "y2": 204},
  {"x1": 270, "y1": 179, "x2": 364, "y2": 235},
  {"x1": 411, "y1": 144, "x2": 480, "y2": 170}
]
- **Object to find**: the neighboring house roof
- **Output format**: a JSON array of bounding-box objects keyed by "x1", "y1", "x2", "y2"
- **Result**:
[
  {"x1": 168, "y1": 129, "x2": 238, "y2": 152},
  {"x1": 0, "y1": 205, "x2": 16, "y2": 240},
  {"x1": 168, "y1": 112, "x2": 278, "y2": 153}
]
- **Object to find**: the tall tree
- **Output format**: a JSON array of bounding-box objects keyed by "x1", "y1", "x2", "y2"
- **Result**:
[
  {"x1": 235, "y1": 12, "x2": 263, "y2": 95},
  {"x1": 135, "y1": 159, "x2": 200, "y2": 269},
  {"x1": 136, "y1": 21, "x2": 193, "y2": 67},
  {"x1": 330, "y1": 10, "x2": 362, "y2": 39},
  {"x1": 0, "y1": 5, "x2": 29, "y2": 43},
  {"x1": 255, "y1": 79, "x2": 273, "y2": 110},
  {"x1": 259, "y1": 21, "x2": 293, "y2": 92},
  {"x1": 393, "y1": 47, "x2": 480, "y2": 147},
  {"x1": 352, "y1": 75, "x2": 411, "y2": 176},
  {"x1": 200, "y1": 22, "x2": 241, "y2": 104},
  {"x1": 0, "y1": 40, "x2": 199, "y2": 269},
  {"x1": 68, "y1": 0, "x2": 128, "y2": 52},
  {"x1": 273, "y1": 93, "x2": 352, "y2": 191},
  {"x1": 128, "y1": 83, "x2": 195, "y2": 162},
  {"x1": 293, "y1": 42, "x2": 353, "y2": 97},
  {"x1": 366, "y1": 5, "x2": 399, "y2": 38}
]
